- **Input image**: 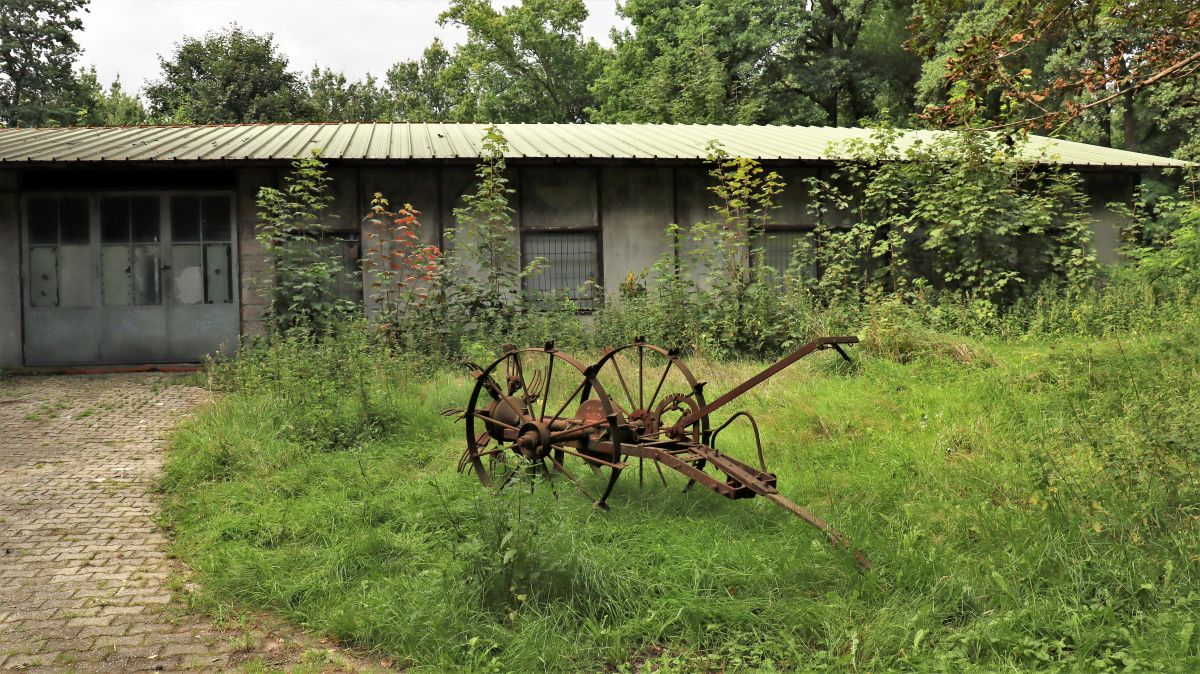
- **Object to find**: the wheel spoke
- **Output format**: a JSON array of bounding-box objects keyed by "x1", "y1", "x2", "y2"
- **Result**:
[
  {"x1": 557, "y1": 446, "x2": 624, "y2": 470},
  {"x1": 638, "y1": 345, "x2": 645, "y2": 410},
  {"x1": 608, "y1": 356, "x2": 637, "y2": 413},
  {"x1": 472, "y1": 446, "x2": 509, "y2": 460},
  {"x1": 548, "y1": 377, "x2": 588, "y2": 425},
  {"x1": 548, "y1": 417, "x2": 608, "y2": 442},
  {"x1": 646, "y1": 359, "x2": 674, "y2": 414},
  {"x1": 473, "y1": 411, "x2": 520, "y2": 432}
]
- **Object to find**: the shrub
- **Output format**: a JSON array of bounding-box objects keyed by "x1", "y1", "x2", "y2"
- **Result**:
[{"x1": 255, "y1": 152, "x2": 358, "y2": 336}]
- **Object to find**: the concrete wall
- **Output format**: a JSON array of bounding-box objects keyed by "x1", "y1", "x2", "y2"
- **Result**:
[
  {"x1": 1085, "y1": 172, "x2": 1136, "y2": 264},
  {"x1": 0, "y1": 171, "x2": 20, "y2": 368},
  {"x1": 600, "y1": 166, "x2": 673, "y2": 287},
  {"x1": 357, "y1": 166, "x2": 441, "y2": 317}
]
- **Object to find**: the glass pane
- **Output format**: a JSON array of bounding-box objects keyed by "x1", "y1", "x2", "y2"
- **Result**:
[
  {"x1": 28, "y1": 198, "x2": 58, "y2": 244},
  {"x1": 131, "y1": 196, "x2": 160, "y2": 242},
  {"x1": 101, "y1": 197, "x2": 130, "y2": 243},
  {"x1": 131, "y1": 245, "x2": 161, "y2": 305},
  {"x1": 59, "y1": 197, "x2": 90, "y2": 244},
  {"x1": 204, "y1": 244, "x2": 232, "y2": 303},
  {"x1": 101, "y1": 246, "x2": 132, "y2": 306},
  {"x1": 57, "y1": 244, "x2": 93, "y2": 307},
  {"x1": 171, "y1": 244, "x2": 204, "y2": 304},
  {"x1": 201, "y1": 196, "x2": 231, "y2": 241},
  {"x1": 29, "y1": 247, "x2": 58, "y2": 307},
  {"x1": 170, "y1": 196, "x2": 200, "y2": 242}
]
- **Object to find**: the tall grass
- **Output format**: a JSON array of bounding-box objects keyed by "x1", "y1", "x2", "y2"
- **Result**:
[{"x1": 162, "y1": 306, "x2": 1200, "y2": 671}]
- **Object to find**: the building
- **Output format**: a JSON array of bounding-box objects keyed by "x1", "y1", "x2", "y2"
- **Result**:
[{"x1": 0, "y1": 122, "x2": 1188, "y2": 368}]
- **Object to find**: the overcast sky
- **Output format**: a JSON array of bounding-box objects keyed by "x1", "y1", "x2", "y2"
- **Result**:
[{"x1": 77, "y1": 0, "x2": 627, "y2": 92}]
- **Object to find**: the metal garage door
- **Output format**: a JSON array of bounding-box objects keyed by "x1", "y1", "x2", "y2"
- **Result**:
[{"x1": 22, "y1": 192, "x2": 239, "y2": 366}]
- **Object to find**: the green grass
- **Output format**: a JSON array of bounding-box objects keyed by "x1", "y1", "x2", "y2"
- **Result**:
[{"x1": 161, "y1": 331, "x2": 1200, "y2": 672}]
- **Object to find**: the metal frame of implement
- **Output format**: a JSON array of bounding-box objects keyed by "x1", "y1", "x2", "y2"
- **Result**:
[{"x1": 452, "y1": 336, "x2": 870, "y2": 570}]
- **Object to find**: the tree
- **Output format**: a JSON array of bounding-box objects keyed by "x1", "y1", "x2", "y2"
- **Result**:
[
  {"x1": 591, "y1": 0, "x2": 920, "y2": 126},
  {"x1": 591, "y1": 0, "x2": 784, "y2": 124},
  {"x1": 911, "y1": 0, "x2": 1200, "y2": 151},
  {"x1": 437, "y1": 0, "x2": 604, "y2": 122},
  {"x1": 306, "y1": 67, "x2": 388, "y2": 122},
  {"x1": 384, "y1": 40, "x2": 460, "y2": 121},
  {"x1": 146, "y1": 24, "x2": 311, "y2": 124},
  {"x1": 75, "y1": 68, "x2": 147, "y2": 126},
  {"x1": 0, "y1": 0, "x2": 87, "y2": 127}
]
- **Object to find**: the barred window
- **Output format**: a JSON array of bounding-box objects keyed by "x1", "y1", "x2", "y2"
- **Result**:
[
  {"x1": 760, "y1": 227, "x2": 818, "y2": 278},
  {"x1": 290, "y1": 232, "x2": 363, "y2": 303},
  {"x1": 521, "y1": 231, "x2": 600, "y2": 311}
]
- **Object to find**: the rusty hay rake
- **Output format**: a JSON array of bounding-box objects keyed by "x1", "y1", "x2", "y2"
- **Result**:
[{"x1": 450, "y1": 336, "x2": 870, "y2": 570}]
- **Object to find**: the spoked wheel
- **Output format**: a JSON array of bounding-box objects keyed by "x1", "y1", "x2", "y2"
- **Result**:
[
  {"x1": 586, "y1": 339, "x2": 711, "y2": 488},
  {"x1": 464, "y1": 343, "x2": 625, "y2": 509}
]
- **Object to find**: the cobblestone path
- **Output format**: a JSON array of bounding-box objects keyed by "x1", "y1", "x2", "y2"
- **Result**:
[{"x1": 0, "y1": 374, "x2": 376, "y2": 673}]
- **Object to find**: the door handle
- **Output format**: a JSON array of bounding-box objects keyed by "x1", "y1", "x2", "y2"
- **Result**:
[{"x1": 160, "y1": 264, "x2": 172, "y2": 270}]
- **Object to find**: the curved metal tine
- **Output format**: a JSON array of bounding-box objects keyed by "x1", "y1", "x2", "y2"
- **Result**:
[
  {"x1": 709, "y1": 411, "x2": 767, "y2": 472},
  {"x1": 495, "y1": 461, "x2": 523, "y2": 493},
  {"x1": 492, "y1": 353, "x2": 530, "y2": 424},
  {"x1": 511, "y1": 349, "x2": 531, "y2": 398},
  {"x1": 607, "y1": 354, "x2": 638, "y2": 413},
  {"x1": 539, "y1": 458, "x2": 559, "y2": 500},
  {"x1": 539, "y1": 350, "x2": 555, "y2": 422},
  {"x1": 459, "y1": 432, "x2": 493, "y2": 472},
  {"x1": 548, "y1": 453, "x2": 595, "y2": 502},
  {"x1": 645, "y1": 357, "x2": 674, "y2": 414},
  {"x1": 683, "y1": 460, "x2": 707, "y2": 493}
]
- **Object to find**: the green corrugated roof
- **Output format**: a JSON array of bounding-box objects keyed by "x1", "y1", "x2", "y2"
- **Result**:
[{"x1": 0, "y1": 122, "x2": 1188, "y2": 168}]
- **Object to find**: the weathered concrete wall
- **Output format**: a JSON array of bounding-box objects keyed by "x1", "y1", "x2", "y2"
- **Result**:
[
  {"x1": 522, "y1": 166, "x2": 597, "y2": 230},
  {"x1": 1085, "y1": 172, "x2": 1135, "y2": 264},
  {"x1": 357, "y1": 166, "x2": 441, "y2": 317},
  {"x1": 599, "y1": 166, "x2": 673, "y2": 287},
  {"x1": 236, "y1": 169, "x2": 272, "y2": 336},
  {"x1": 0, "y1": 171, "x2": 20, "y2": 367}
]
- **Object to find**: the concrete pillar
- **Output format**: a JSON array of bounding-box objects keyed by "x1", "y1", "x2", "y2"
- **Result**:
[
  {"x1": 236, "y1": 168, "x2": 273, "y2": 337},
  {"x1": 0, "y1": 171, "x2": 20, "y2": 368}
]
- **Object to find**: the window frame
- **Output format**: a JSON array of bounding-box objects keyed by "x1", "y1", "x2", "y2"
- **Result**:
[
  {"x1": 520, "y1": 225, "x2": 604, "y2": 313},
  {"x1": 21, "y1": 189, "x2": 239, "y2": 310}
]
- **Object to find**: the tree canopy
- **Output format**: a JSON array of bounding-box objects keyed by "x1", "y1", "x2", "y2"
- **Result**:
[
  {"x1": 0, "y1": 0, "x2": 1197, "y2": 162},
  {"x1": 145, "y1": 25, "x2": 311, "y2": 124},
  {"x1": 0, "y1": 0, "x2": 87, "y2": 127}
]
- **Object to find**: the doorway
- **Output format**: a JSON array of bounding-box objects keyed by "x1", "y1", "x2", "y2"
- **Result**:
[{"x1": 22, "y1": 192, "x2": 239, "y2": 365}]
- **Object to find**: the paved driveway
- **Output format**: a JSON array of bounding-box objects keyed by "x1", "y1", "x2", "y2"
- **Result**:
[{"x1": 0, "y1": 374, "x2": 377, "y2": 673}]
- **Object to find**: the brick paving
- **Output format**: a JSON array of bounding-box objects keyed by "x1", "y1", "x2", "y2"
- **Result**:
[{"x1": 0, "y1": 374, "x2": 381, "y2": 673}]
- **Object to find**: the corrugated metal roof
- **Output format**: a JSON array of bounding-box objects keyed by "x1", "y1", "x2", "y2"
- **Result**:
[{"x1": 0, "y1": 122, "x2": 1188, "y2": 168}]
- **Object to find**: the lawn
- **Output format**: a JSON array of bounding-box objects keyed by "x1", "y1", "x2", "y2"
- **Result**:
[{"x1": 161, "y1": 329, "x2": 1200, "y2": 672}]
